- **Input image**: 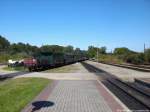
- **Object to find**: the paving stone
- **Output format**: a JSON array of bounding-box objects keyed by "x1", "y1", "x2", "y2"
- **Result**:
[{"x1": 37, "y1": 80, "x2": 112, "y2": 112}]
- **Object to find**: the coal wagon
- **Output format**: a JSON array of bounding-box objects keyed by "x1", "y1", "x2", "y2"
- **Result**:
[{"x1": 24, "y1": 52, "x2": 88, "y2": 71}]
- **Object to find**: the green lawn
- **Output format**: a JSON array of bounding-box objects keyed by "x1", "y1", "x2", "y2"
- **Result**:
[
  {"x1": 2, "y1": 66, "x2": 28, "y2": 72},
  {"x1": 0, "y1": 78, "x2": 51, "y2": 112},
  {"x1": 43, "y1": 64, "x2": 79, "y2": 73}
]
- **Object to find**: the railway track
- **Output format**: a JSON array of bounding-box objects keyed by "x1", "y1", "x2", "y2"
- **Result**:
[
  {"x1": 128, "y1": 64, "x2": 150, "y2": 69},
  {"x1": 107, "y1": 78, "x2": 150, "y2": 109},
  {"x1": 0, "y1": 72, "x2": 29, "y2": 80},
  {"x1": 115, "y1": 79, "x2": 150, "y2": 97},
  {"x1": 81, "y1": 61, "x2": 150, "y2": 111},
  {"x1": 93, "y1": 60, "x2": 150, "y2": 72},
  {"x1": 0, "y1": 63, "x2": 6, "y2": 66},
  {"x1": 135, "y1": 78, "x2": 150, "y2": 88},
  {"x1": 112, "y1": 63, "x2": 150, "y2": 72}
]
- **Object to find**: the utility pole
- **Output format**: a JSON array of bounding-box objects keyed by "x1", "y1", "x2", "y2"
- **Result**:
[
  {"x1": 144, "y1": 43, "x2": 146, "y2": 53},
  {"x1": 97, "y1": 45, "x2": 99, "y2": 62}
]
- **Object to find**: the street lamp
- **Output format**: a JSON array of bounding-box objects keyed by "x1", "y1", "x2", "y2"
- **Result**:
[{"x1": 97, "y1": 45, "x2": 99, "y2": 62}]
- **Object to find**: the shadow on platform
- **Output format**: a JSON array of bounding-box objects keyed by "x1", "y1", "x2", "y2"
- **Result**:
[{"x1": 31, "y1": 101, "x2": 54, "y2": 112}]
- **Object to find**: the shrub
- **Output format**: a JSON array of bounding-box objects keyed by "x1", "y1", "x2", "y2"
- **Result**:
[
  {"x1": 99, "y1": 54, "x2": 123, "y2": 64},
  {"x1": 126, "y1": 53, "x2": 145, "y2": 64}
]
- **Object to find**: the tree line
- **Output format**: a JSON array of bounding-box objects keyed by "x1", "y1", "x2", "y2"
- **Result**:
[
  {"x1": 0, "y1": 35, "x2": 150, "y2": 64},
  {"x1": 0, "y1": 35, "x2": 88, "y2": 62},
  {"x1": 113, "y1": 47, "x2": 150, "y2": 64},
  {"x1": 87, "y1": 46, "x2": 150, "y2": 64}
]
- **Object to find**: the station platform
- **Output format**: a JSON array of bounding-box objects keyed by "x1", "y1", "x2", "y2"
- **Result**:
[{"x1": 22, "y1": 80, "x2": 128, "y2": 112}]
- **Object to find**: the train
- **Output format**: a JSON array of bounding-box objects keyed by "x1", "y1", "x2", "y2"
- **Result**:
[{"x1": 24, "y1": 52, "x2": 88, "y2": 71}]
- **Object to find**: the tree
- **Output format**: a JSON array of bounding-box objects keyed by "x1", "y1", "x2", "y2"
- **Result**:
[
  {"x1": 145, "y1": 49, "x2": 150, "y2": 63},
  {"x1": 74, "y1": 48, "x2": 81, "y2": 55},
  {"x1": 87, "y1": 46, "x2": 107, "y2": 58},
  {"x1": 40, "y1": 45, "x2": 64, "y2": 53},
  {"x1": 0, "y1": 35, "x2": 10, "y2": 50},
  {"x1": 114, "y1": 47, "x2": 131, "y2": 55},
  {"x1": 9, "y1": 43, "x2": 21, "y2": 54},
  {"x1": 9, "y1": 42, "x2": 39, "y2": 55},
  {"x1": 126, "y1": 53, "x2": 145, "y2": 64},
  {"x1": 9, "y1": 42, "x2": 27, "y2": 54},
  {"x1": 88, "y1": 46, "x2": 97, "y2": 58},
  {"x1": 64, "y1": 45, "x2": 74, "y2": 54},
  {"x1": 113, "y1": 47, "x2": 136, "y2": 61},
  {"x1": 100, "y1": 46, "x2": 106, "y2": 54}
]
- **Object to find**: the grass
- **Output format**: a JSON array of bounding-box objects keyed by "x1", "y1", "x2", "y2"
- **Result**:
[
  {"x1": 99, "y1": 54, "x2": 123, "y2": 64},
  {"x1": 43, "y1": 63, "x2": 79, "y2": 73},
  {"x1": 0, "y1": 78, "x2": 51, "y2": 112},
  {"x1": 0, "y1": 53, "x2": 29, "y2": 63},
  {"x1": 2, "y1": 66, "x2": 28, "y2": 72},
  {"x1": 1, "y1": 63, "x2": 80, "y2": 73}
]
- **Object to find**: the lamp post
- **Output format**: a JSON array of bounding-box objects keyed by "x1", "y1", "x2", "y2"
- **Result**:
[
  {"x1": 144, "y1": 43, "x2": 146, "y2": 53},
  {"x1": 97, "y1": 45, "x2": 99, "y2": 62}
]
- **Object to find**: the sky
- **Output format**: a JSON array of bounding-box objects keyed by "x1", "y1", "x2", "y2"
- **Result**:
[{"x1": 0, "y1": 0, "x2": 150, "y2": 52}]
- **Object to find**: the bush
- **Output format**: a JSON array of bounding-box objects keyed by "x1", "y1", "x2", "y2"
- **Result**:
[
  {"x1": 126, "y1": 53, "x2": 145, "y2": 64},
  {"x1": 0, "y1": 53, "x2": 10, "y2": 63},
  {"x1": 145, "y1": 49, "x2": 150, "y2": 63},
  {"x1": 0, "y1": 53, "x2": 30, "y2": 63},
  {"x1": 99, "y1": 54, "x2": 123, "y2": 64}
]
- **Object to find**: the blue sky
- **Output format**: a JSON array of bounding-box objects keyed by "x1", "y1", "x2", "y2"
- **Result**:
[{"x1": 0, "y1": 0, "x2": 150, "y2": 52}]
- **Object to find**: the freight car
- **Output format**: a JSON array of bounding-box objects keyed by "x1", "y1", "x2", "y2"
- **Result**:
[{"x1": 24, "y1": 52, "x2": 87, "y2": 71}]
